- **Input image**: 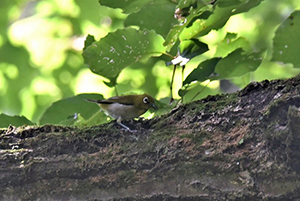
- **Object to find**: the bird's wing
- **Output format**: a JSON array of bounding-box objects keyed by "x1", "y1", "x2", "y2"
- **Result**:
[
  {"x1": 106, "y1": 96, "x2": 134, "y2": 105},
  {"x1": 85, "y1": 96, "x2": 134, "y2": 105},
  {"x1": 85, "y1": 99, "x2": 112, "y2": 104}
]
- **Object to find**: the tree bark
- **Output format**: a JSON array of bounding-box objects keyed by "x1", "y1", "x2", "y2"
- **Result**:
[{"x1": 1, "y1": 75, "x2": 300, "y2": 201}]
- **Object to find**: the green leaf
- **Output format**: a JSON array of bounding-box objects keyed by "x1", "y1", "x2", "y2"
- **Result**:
[
  {"x1": 179, "y1": 0, "x2": 263, "y2": 40},
  {"x1": 103, "y1": 76, "x2": 118, "y2": 87},
  {"x1": 272, "y1": 11, "x2": 300, "y2": 67},
  {"x1": 74, "y1": 111, "x2": 109, "y2": 127},
  {"x1": 183, "y1": 58, "x2": 221, "y2": 85},
  {"x1": 178, "y1": 81, "x2": 211, "y2": 99},
  {"x1": 218, "y1": 0, "x2": 241, "y2": 7},
  {"x1": 99, "y1": 0, "x2": 152, "y2": 13},
  {"x1": 229, "y1": 0, "x2": 262, "y2": 14},
  {"x1": 38, "y1": 93, "x2": 104, "y2": 125},
  {"x1": 214, "y1": 32, "x2": 250, "y2": 57},
  {"x1": 164, "y1": 3, "x2": 212, "y2": 48},
  {"x1": 177, "y1": 0, "x2": 198, "y2": 9},
  {"x1": 180, "y1": 39, "x2": 208, "y2": 55},
  {"x1": 165, "y1": 0, "x2": 262, "y2": 48},
  {"x1": 82, "y1": 28, "x2": 166, "y2": 80},
  {"x1": 167, "y1": 39, "x2": 209, "y2": 66},
  {"x1": 164, "y1": 24, "x2": 183, "y2": 48},
  {"x1": 213, "y1": 48, "x2": 263, "y2": 79},
  {"x1": 0, "y1": 114, "x2": 34, "y2": 128},
  {"x1": 153, "y1": 97, "x2": 180, "y2": 116},
  {"x1": 125, "y1": 1, "x2": 178, "y2": 37},
  {"x1": 83, "y1": 34, "x2": 96, "y2": 51}
]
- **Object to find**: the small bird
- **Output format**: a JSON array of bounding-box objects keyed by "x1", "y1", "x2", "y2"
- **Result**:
[{"x1": 86, "y1": 93, "x2": 156, "y2": 131}]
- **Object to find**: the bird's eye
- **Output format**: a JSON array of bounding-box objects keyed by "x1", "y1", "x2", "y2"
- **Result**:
[{"x1": 143, "y1": 97, "x2": 149, "y2": 104}]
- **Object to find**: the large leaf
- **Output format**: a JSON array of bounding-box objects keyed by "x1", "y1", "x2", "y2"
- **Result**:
[
  {"x1": 214, "y1": 32, "x2": 250, "y2": 57},
  {"x1": 99, "y1": 0, "x2": 152, "y2": 13},
  {"x1": 0, "y1": 114, "x2": 34, "y2": 128},
  {"x1": 38, "y1": 93, "x2": 104, "y2": 125},
  {"x1": 125, "y1": 1, "x2": 178, "y2": 37},
  {"x1": 177, "y1": 0, "x2": 197, "y2": 9},
  {"x1": 183, "y1": 58, "x2": 221, "y2": 85},
  {"x1": 272, "y1": 11, "x2": 300, "y2": 67},
  {"x1": 213, "y1": 48, "x2": 263, "y2": 79},
  {"x1": 179, "y1": 0, "x2": 263, "y2": 40},
  {"x1": 82, "y1": 28, "x2": 166, "y2": 80}
]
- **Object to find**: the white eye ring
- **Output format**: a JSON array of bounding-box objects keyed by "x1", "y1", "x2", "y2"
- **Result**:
[{"x1": 143, "y1": 97, "x2": 149, "y2": 104}]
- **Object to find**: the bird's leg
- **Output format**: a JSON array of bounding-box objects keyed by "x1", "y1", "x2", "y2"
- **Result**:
[
  {"x1": 116, "y1": 117, "x2": 133, "y2": 132},
  {"x1": 116, "y1": 118, "x2": 139, "y2": 140}
]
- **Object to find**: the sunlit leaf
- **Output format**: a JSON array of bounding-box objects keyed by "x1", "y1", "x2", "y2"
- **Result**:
[
  {"x1": 214, "y1": 32, "x2": 250, "y2": 57},
  {"x1": 82, "y1": 28, "x2": 166, "y2": 80},
  {"x1": 272, "y1": 11, "x2": 300, "y2": 67},
  {"x1": 183, "y1": 58, "x2": 221, "y2": 85},
  {"x1": 178, "y1": 87, "x2": 190, "y2": 97},
  {"x1": 38, "y1": 93, "x2": 104, "y2": 125},
  {"x1": 74, "y1": 111, "x2": 109, "y2": 127},
  {"x1": 179, "y1": 81, "x2": 214, "y2": 100},
  {"x1": 165, "y1": 0, "x2": 261, "y2": 47},
  {"x1": 212, "y1": 48, "x2": 263, "y2": 79},
  {"x1": 164, "y1": 24, "x2": 183, "y2": 48},
  {"x1": 125, "y1": 1, "x2": 177, "y2": 37},
  {"x1": 178, "y1": 82, "x2": 208, "y2": 98},
  {"x1": 164, "y1": 3, "x2": 212, "y2": 48},
  {"x1": 153, "y1": 97, "x2": 179, "y2": 116},
  {"x1": 0, "y1": 114, "x2": 34, "y2": 128},
  {"x1": 179, "y1": 0, "x2": 263, "y2": 40},
  {"x1": 176, "y1": 0, "x2": 212, "y2": 16}
]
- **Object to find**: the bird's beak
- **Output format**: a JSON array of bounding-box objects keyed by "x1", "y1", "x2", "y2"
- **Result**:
[{"x1": 152, "y1": 103, "x2": 157, "y2": 110}]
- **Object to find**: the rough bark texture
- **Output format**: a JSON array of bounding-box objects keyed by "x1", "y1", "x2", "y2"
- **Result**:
[{"x1": 1, "y1": 75, "x2": 300, "y2": 201}]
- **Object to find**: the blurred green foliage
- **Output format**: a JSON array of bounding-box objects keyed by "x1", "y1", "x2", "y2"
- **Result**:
[{"x1": 0, "y1": 0, "x2": 300, "y2": 127}]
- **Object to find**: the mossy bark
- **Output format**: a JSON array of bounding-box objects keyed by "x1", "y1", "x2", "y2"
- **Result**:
[{"x1": 1, "y1": 75, "x2": 300, "y2": 200}]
